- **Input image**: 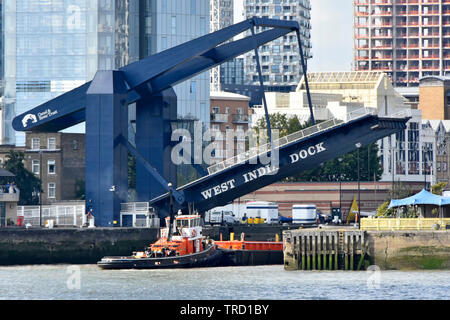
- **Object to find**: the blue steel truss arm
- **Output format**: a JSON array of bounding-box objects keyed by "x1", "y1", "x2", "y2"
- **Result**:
[
  {"x1": 13, "y1": 18, "x2": 301, "y2": 133},
  {"x1": 142, "y1": 27, "x2": 294, "y2": 95},
  {"x1": 251, "y1": 25, "x2": 273, "y2": 146},
  {"x1": 120, "y1": 18, "x2": 300, "y2": 90},
  {"x1": 117, "y1": 134, "x2": 186, "y2": 205},
  {"x1": 296, "y1": 29, "x2": 315, "y2": 125}
]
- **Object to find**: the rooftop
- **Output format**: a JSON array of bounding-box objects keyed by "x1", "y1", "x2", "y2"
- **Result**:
[{"x1": 210, "y1": 91, "x2": 251, "y2": 101}]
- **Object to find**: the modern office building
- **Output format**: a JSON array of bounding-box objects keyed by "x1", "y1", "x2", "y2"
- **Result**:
[
  {"x1": 242, "y1": 0, "x2": 312, "y2": 86},
  {"x1": 354, "y1": 0, "x2": 450, "y2": 88},
  {"x1": 138, "y1": 0, "x2": 210, "y2": 125},
  {"x1": 2, "y1": 0, "x2": 136, "y2": 146},
  {"x1": 2, "y1": 0, "x2": 210, "y2": 147}
]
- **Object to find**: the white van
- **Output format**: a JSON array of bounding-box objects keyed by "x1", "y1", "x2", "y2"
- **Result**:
[
  {"x1": 292, "y1": 204, "x2": 317, "y2": 225},
  {"x1": 246, "y1": 201, "x2": 279, "y2": 224},
  {"x1": 206, "y1": 209, "x2": 236, "y2": 225}
]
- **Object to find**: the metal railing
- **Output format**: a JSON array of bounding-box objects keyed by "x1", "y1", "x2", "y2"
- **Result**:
[
  {"x1": 120, "y1": 202, "x2": 160, "y2": 228},
  {"x1": 207, "y1": 107, "x2": 377, "y2": 175},
  {"x1": 18, "y1": 204, "x2": 85, "y2": 227},
  {"x1": 361, "y1": 218, "x2": 450, "y2": 231}
]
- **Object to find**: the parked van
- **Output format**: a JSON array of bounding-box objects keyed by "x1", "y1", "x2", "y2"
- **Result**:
[
  {"x1": 292, "y1": 204, "x2": 317, "y2": 225},
  {"x1": 205, "y1": 209, "x2": 236, "y2": 225},
  {"x1": 246, "y1": 201, "x2": 279, "y2": 224}
]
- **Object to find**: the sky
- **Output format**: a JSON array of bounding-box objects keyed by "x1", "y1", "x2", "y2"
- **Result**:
[{"x1": 234, "y1": 0, "x2": 354, "y2": 72}]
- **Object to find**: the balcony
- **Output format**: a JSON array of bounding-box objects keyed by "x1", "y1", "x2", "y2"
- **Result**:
[
  {"x1": 0, "y1": 187, "x2": 20, "y2": 203},
  {"x1": 211, "y1": 113, "x2": 229, "y2": 123},
  {"x1": 232, "y1": 114, "x2": 250, "y2": 124}
]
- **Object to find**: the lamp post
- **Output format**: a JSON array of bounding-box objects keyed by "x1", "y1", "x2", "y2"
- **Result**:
[
  {"x1": 39, "y1": 150, "x2": 43, "y2": 227},
  {"x1": 356, "y1": 143, "x2": 362, "y2": 229},
  {"x1": 338, "y1": 157, "x2": 343, "y2": 211},
  {"x1": 423, "y1": 145, "x2": 429, "y2": 191}
]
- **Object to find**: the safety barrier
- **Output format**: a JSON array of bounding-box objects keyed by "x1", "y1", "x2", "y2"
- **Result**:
[
  {"x1": 207, "y1": 107, "x2": 378, "y2": 175},
  {"x1": 360, "y1": 218, "x2": 450, "y2": 231},
  {"x1": 17, "y1": 204, "x2": 85, "y2": 227},
  {"x1": 120, "y1": 202, "x2": 160, "y2": 228}
]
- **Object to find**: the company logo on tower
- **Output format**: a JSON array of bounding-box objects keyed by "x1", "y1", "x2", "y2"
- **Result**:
[{"x1": 22, "y1": 114, "x2": 38, "y2": 128}]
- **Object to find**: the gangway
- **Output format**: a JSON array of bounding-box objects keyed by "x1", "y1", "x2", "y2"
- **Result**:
[{"x1": 149, "y1": 108, "x2": 409, "y2": 217}]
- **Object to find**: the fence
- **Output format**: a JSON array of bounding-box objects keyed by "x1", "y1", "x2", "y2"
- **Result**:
[
  {"x1": 120, "y1": 202, "x2": 160, "y2": 228},
  {"x1": 207, "y1": 107, "x2": 378, "y2": 175},
  {"x1": 360, "y1": 218, "x2": 450, "y2": 231},
  {"x1": 17, "y1": 204, "x2": 85, "y2": 227}
]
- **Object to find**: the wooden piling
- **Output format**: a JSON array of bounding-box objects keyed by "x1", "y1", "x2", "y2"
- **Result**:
[{"x1": 283, "y1": 228, "x2": 365, "y2": 271}]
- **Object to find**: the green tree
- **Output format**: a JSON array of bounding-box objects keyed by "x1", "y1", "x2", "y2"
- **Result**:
[
  {"x1": 431, "y1": 182, "x2": 447, "y2": 196},
  {"x1": 1, "y1": 150, "x2": 42, "y2": 205}
]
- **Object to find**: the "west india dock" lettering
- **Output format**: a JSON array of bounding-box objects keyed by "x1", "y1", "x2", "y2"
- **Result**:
[{"x1": 200, "y1": 142, "x2": 327, "y2": 200}]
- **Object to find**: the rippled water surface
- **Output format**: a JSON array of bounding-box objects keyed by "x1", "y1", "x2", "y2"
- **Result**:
[{"x1": 0, "y1": 265, "x2": 448, "y2": 300}]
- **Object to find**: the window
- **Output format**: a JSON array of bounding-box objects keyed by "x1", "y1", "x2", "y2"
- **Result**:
[
  {"x1": 48, "y1": 160, "x2": 56, "y2": 175},
  {"x1": 171, "y1": 16, "x2": 177, "y2": 35},
  {"x1": 32, "y1": 160, "x2": 40, "y2": 175},
  {"x1": 48, "y1": 183, "x2": 56, "y2": 199},
  {"x1": 190, "y1": 81, "x2": 197, "y2": 94},
  {"x1": 32, "y1": 138, "x2": 40, "y2": 150},
  {"x1": 48, "y1": 138, "x2": 56, "y2": 150},
  {"x1": 73, "y1": 140, "x2": 79, "y2": 150}
]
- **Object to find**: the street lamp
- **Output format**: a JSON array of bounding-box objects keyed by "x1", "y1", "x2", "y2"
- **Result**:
[
  {"x1": 39, "y1": 150, "x2": 43, "y2": 227},
  {"x1": 423, "y1": 145, "x2": 429, "y2": 191},
  {"x1": 338, "y1": 157, "x2": 343, "y2": 211},
  {"x1": 356, "y1": 143, "x2": 362, "y2": 229}
]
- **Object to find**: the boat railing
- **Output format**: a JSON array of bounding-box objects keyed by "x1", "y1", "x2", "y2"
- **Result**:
[{"x1": 207, "y1": 107, "x2": 377, "y2": 175}]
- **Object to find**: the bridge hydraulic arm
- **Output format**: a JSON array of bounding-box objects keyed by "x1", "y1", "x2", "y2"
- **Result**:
[{"x1": 13, "y1": 18, "x2": 304, "y2": 133}]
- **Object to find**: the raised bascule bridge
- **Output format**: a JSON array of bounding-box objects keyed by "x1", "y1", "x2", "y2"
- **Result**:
[{"x1": 13, "y1": 18, "x2": 410, "y2": 226}]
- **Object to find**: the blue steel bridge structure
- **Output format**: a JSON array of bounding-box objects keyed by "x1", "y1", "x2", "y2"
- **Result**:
[{"x1": 13, "y1": 18, "x2": 409, "y2": 227}]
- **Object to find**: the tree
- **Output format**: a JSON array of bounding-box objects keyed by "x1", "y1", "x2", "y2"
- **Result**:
[
  {"x1": 431, "y1": 182, "x2": 447, "y2": 196},
  {"x1": 1, "y1": 150, "x2": 42, "y2": 205}
]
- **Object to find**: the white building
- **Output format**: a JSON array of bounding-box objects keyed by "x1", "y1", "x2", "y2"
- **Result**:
[{"x1": 251, "y1": 71, "x2": 437, "y2": 184}]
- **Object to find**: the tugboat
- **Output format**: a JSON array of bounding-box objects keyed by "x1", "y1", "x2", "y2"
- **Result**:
[{"x1": 97, "y1": 214, "x2": 222, "y2": 270}]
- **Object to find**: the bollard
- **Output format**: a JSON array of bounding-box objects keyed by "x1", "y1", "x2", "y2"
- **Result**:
[
  {"x1": 230, "y1": 232, "x2": 234, "y2": 242},
  {"x1": 276, "y1": 234, "x2": 280, "y2": 242}
]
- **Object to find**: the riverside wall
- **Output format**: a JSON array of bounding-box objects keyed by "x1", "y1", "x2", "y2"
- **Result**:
[
  {"x1": 0, "y1": 228, "x2": 159, "y2": 265},
  {"x1": 0, "y1": 225, "x2": 287, "y2": 266},
  {"x1": 367, "y1": 230, "x2": 450, "y2": 270}
]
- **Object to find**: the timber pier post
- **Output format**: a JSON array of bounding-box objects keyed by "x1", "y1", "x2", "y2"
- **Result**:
[{"x1": 283, "y1": 228, "x2": 366, "y2": 271}]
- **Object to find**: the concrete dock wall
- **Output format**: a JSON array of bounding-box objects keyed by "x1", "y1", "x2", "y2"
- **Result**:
[
  {"x1": 283, "y1": 228, "x2": 450, "y2": 270},
  {"x1": 367, "y1": 231, "x2": 450, "y2": 270},
  {"x1": 0, "y1": 228, "x2": 159, "y2": 265},
  {"x1": 0, "y1": 225, "x2": 286, "y2": 266}
]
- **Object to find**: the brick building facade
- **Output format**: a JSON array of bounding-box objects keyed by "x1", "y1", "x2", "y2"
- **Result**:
[{"x1": 0, "y1": 133, "x2": 85, "y2": 205}]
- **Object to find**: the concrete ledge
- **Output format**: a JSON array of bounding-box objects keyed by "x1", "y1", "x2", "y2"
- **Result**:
[
  {"x1": 0, "y1": 228, "x2": 159, "y2": 265},
  {"x1": 366, "y1": 230, "x2": 450, "y2": 270}
]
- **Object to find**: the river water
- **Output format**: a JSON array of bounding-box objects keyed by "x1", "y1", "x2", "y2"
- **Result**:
[{"x1": 0, "y1": 265, "x2": 448, "y2": 300}]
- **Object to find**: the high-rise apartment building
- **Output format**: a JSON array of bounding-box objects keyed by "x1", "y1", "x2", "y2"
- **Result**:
[
  {"x1": 242, "y1": 0, "x2": 312, "y2": 86},
  {"x1": 210, "y1": 0, "x2": 234, "y2": 91},
  {"x1": 354, "y1": 0, "x2": 450, "y2": 88}
]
